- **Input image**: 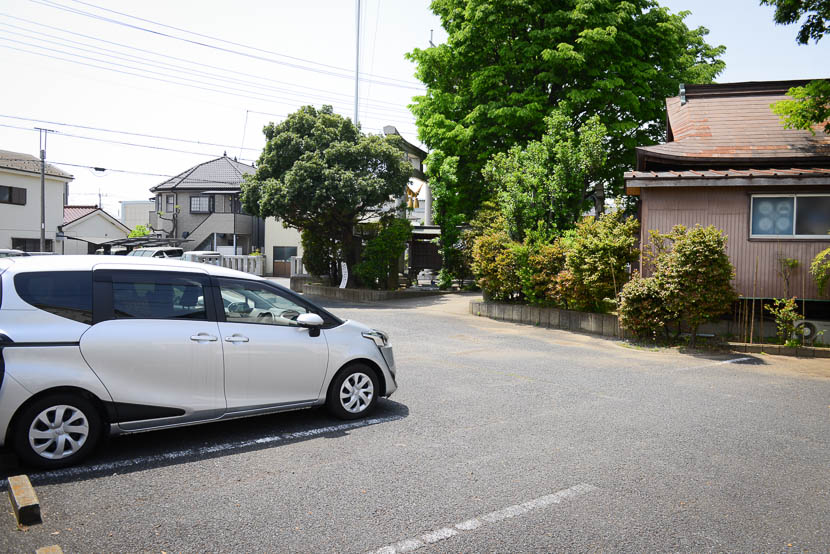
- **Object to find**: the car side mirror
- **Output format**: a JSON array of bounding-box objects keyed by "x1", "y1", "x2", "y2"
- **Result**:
[
  {"x1": 297, "y1": 313, "x2": 324, "y2": 337},
  {"x1": 296, "y1": 313, "x2": 324, "y2": 327}
]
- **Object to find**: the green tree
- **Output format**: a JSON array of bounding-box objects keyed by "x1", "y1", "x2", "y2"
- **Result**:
[
  {"x1": 408, "y1": 0, "x2": 725, "y2": 279},
  {"x1": 771, "y1": 79, "x2": 830, "y2": 135},
  {"x1": 761, "y1": 1, "x2": 830, "y2": 133},
  {"x1": 811, "y1": 246, "x2": 830, "y2": 296},
  {"x1": 760, "y1": 0, "x2": 830, "y2": 44},
  {"x1": 355, "y1": 217, "x2": 412, "y2": 290},
  {"x1": 242, "y1": 106, "x2": 412, "y2": 286},
  {"x1": 128, "y1": 224, "x2": 150, "y2": 238},
  {"x1": 484, "y1": 110, "x2": 607, "y2": 242}
]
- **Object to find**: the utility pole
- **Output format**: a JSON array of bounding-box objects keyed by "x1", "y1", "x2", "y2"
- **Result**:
[
  {"x1": 35, "y1": 128, "x2": 55, "y2": 252},
  {"x1": 354, "y1": 0, "x2": 360, "y2": 125}
]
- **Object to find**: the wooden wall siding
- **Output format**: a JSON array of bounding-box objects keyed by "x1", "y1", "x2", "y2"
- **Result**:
[{"x1": 640, "y1": 187, "x2": 830, "y2": 300}]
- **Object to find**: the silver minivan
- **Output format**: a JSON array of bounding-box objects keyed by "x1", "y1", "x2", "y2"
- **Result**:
[{"x1": 0, "y1": 256, "x2": 396, "y2": 468}]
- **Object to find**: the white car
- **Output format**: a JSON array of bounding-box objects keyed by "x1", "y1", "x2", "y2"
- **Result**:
[{"x1": 0, "y1": 256, "x2": 396, "y2": 468}]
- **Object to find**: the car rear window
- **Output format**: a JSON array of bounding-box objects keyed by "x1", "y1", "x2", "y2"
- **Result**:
[{"x1": 14, "y1": 271, "x2": 93, "y2": 324}]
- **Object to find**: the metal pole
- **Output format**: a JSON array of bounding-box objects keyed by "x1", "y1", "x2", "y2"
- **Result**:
[
  {"x1": 354, "y1": 0, "x2": 360, "y2": 125},
  {"x1": 35, "y1": 128, "x2": 55, "y2": 252}
]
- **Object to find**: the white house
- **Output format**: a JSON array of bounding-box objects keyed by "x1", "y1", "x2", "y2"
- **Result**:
[
  {"x1": 61, "y1": 206, "x2": 131, "y2": 254},
  {"x1": 0, "y1": 149, "x2": 72, "y2": 252}
]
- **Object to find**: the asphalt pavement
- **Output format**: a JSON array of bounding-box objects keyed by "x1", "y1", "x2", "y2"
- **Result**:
[{"x1": 2, "y1": 292, "x2": 829, "y2": 552}]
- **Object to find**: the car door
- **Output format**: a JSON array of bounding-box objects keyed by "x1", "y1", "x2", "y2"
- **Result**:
[
  {"x1": 80, "y1": 268, "x2": 225, "y2": 429},
  {"x1": 214, "y1": 277, "x2": 329, "y2": 411}
]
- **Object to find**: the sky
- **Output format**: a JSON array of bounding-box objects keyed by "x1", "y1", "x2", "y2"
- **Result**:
[{"x1": 0, "y1": 0, "x2": 827, "y2": 219}]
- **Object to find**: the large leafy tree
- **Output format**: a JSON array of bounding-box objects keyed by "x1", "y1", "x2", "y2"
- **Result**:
[
  {"x1": 761, "y1": 1, "x2": 830, "y2": 134},
  {"x1": 484, "y1": 110, "x2": 607, "y2": 242},
  {"x1": 407, "y1": 0, "x2": 725, "y2": 279},
  {"x1": 241, "y1": 105, "x2": 412, "y2": 285}
]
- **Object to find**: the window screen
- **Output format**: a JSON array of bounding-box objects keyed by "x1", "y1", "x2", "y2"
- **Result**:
[{"x1": 14, "y1": 271, "x2": 93, "y2": 324}]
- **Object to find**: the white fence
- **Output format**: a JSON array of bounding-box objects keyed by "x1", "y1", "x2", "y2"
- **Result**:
[
  {"x1": 290, "y1": 256, "x2": 307, "y2": 276},
  {"x1": 221, "y1": 254, "x2": 264, "y2": 276}
]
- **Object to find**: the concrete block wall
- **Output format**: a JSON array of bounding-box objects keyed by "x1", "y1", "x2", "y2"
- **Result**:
[{"x1": 469, "y1": 301, "x2": 630, "y2": 339}]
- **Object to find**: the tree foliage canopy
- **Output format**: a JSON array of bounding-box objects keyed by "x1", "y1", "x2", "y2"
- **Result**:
[
  {"x1": 241, "y1": 105, "x2": 412, "y2": 283},
  {"x1": 407, "y1": 0, "x2": 726, "y2": 267},
  {"x1": 484, "y1": 110, "x2": 607, "y2": 242},
  {"x1": 760, "y1": 0, "x2": 830, "y2": 44}
]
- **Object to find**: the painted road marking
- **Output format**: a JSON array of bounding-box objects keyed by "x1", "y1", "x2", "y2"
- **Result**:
[
  {"x1": 369, "y1": 483, "x2": 598, "y2": 554},
  {"x1": 2, "y1": 415, "x2": 403, "y2": 488}
]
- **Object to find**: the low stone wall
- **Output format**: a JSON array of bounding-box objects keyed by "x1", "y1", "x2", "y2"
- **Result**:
[
  {"x1": 290, "y1": 275, "x2": 313, "y2": 292},
  {"x1": 302, "y1": 284, "x2": 450, "y2": 302},
  {"x1": 469, "y1": 300, "x2": 630, "y2": 339}
]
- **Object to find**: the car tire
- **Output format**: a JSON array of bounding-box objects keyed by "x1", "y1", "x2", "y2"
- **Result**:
[
  {"x1": 13, "y1": 393, "x2": 102, "y2": 469},
  {"x1": 326, "y1": 364, "x2": 379, "y2": 420}
]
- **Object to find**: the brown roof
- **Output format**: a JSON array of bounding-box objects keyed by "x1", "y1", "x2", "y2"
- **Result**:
[
  {"x1": 64, "y1": 205, "x2": 101, "y2": 225},
  {"x1": 0, "y1": 149, "x2": 74, "y2": 179},
  {"x1": 625, "y1": 167, "x2": 830, "y2": 196},
  {"x1": 626, "y1": 167, "x2": 830, "y2": 180},
  {"x1": 636, "y1": 80, "x2": 830, "y2": 170}
]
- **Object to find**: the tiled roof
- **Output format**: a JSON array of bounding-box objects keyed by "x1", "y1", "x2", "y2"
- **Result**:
[
  {"x1": 625, "y1": 167, "x2": 830, "y2": 180},
  {"x1": 151, "y1": 156, "x2": 255, "y2": 192},
  {"x1": 64, "y1": 205, "x2": 100, "y2": 225},
  {"x1": 0, "y1": 149, "x2": 73, "y2": 179},
  {"x1": 636, "y1": 80, "x2": 830, "y2": 169}
]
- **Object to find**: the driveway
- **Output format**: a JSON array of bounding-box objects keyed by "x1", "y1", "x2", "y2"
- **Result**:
[{"x1": 2, "y1": 293, "x2": 828, "y2": 552}]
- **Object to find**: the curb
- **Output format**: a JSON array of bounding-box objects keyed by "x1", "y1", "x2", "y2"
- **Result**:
[
  {"x1": 727, "y1": 342, "x2": 830, "y2": 358},
  {"x1": 7, "y1": 474, "x2": 41, "y2": 526},
  {"x1": 302, "y1": 284, "x2": 452, "y2": 303}
]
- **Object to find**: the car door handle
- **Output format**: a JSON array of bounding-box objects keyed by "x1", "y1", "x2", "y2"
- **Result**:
[
  {"x1": 190, "y1": 334, "x2": 218, "y2": 342},
  {"x1": 224, "y1": 335, "x2": 250, "y2": 343}
]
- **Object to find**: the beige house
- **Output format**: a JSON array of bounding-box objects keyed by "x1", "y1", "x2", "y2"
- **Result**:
[
  {"x1": 0, "y1": 149, "x2": 72, "y2": 252},
  {"x1": 119, "y1": 200, "x2": 154, "y2": 231},
  {"x1": 61, "y1": 206, "x2": 130, "y2": 254}
]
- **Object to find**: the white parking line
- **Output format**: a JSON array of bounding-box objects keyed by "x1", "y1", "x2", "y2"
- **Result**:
[
  {"x1": 369, "y1": 483, "x2": 598, "y2": 554},
  {"x1": 6, "y1": 415, "x2": 403, "y2": 486},
  {"x1": 672, "y1": 357, "x2": 753, "y2": 372}
]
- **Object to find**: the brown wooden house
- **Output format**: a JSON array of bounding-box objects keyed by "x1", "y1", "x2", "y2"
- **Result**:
[{"x1": 625, "y1": 80, "x2": 830, "y2": 309}]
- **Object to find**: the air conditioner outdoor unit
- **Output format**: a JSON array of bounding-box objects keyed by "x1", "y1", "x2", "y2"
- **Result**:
[{"x1": 794, "y1": 319, "x2": 830, "y2": 345}]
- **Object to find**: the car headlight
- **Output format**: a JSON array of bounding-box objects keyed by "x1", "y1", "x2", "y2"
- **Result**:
[{"x1": 362, "y1": 329, "x2": 389, "y2": 348}]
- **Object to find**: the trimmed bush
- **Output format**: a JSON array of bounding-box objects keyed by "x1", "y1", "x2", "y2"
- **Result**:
[{"x1": 619, "y1": 273, "x2": 674, "y2": 340}]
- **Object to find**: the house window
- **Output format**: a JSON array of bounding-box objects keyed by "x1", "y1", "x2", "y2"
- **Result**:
[
  {"x1": 273, "y1": 246, "x2": 298, "y2": 261},
  {"x1": 165, "y1": 195, "x2": 175, "y2": 213},
  {"x1": 750, "y1": 194, "x2": 830, "y2": 238},
  {"x1": 12, "y1": 238, "x2": 53, "y2": 252},
  {"x1": 155, "y1": 195, "x2": 161, "y2": 211},
  {"x1": 190, "y1": 195, "x2": 213, "y2": 214},
  {"x1": 0, "y1": 185, "x2": 27, "y2": 205}
]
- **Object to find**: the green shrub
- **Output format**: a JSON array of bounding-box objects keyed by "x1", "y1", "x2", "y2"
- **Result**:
[
  {"x1": 655, "y1": 225, "x2": 737, "y2": 347},
  {"x1": 355, "y1": 218, "x2": 412, "y2": 290},
  {"x1": 564, "y1": 213, "x2": 639, "y2": 313},
  {"x1": 301, "y1": 228, "x2": 340, "y2": 283},
  {"x1": 765, "y1": 297, "x2": 801, "y2": 346},
  {"x1": 811, "y1": 247, "x2": 830, "y2": 296},
  {"x1": 619, "y1": 273, "x2": 674, "y2": 340},
  {"x1": 519, "y1": 240, "x2": 567, "y2": 305},
  {"x1": 471, "y1": 229, "x2": 522, "y2": 301}
]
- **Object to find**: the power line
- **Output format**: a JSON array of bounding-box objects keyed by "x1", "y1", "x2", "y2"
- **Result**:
[
  {"x1": 0, "y1": 41, "x2": 418, "y2": 130},
  {"x1": 0, "y1": 114, "x2": 261, "y2": 151},
  {"x1": 0, "y1": 12, "x2": 412, "y2": 109},
  {"x1": 0, "y1": 18, "x2": 416, "y2": 113},
  {"x1": 58, "y1": 0, "x2": 422, "y2": 87},
  {"x1": 0, "y1": 35, "x2": 411, "y2": 122},
  {"x1": 33, "y1": 0, "x2": 425, "y2": 91}
]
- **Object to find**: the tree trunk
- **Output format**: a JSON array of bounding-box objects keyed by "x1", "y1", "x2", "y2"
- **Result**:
[{"x1": 593, "y1": 180, "x2": 605, "y2": 217}]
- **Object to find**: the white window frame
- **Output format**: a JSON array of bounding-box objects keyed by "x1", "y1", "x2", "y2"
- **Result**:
[{"x1": 750, "y1": 193, "x2": 830, "y2": 239}]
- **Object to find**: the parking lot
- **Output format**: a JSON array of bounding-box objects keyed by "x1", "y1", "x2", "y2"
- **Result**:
[{"x1": 2, "y1": 292, "x2": 829, "y2": 552}]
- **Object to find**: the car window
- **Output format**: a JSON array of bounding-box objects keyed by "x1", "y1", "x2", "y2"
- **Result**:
[
  {"x1": 14, "y1": 271, "x2": 93, "y2": 324},
  {"x1": 111, "y1": 273, "x2": 207, "y2": 320},
  {"x1": 218, "y1": 279, "x2": 310, "y2": 326}
]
